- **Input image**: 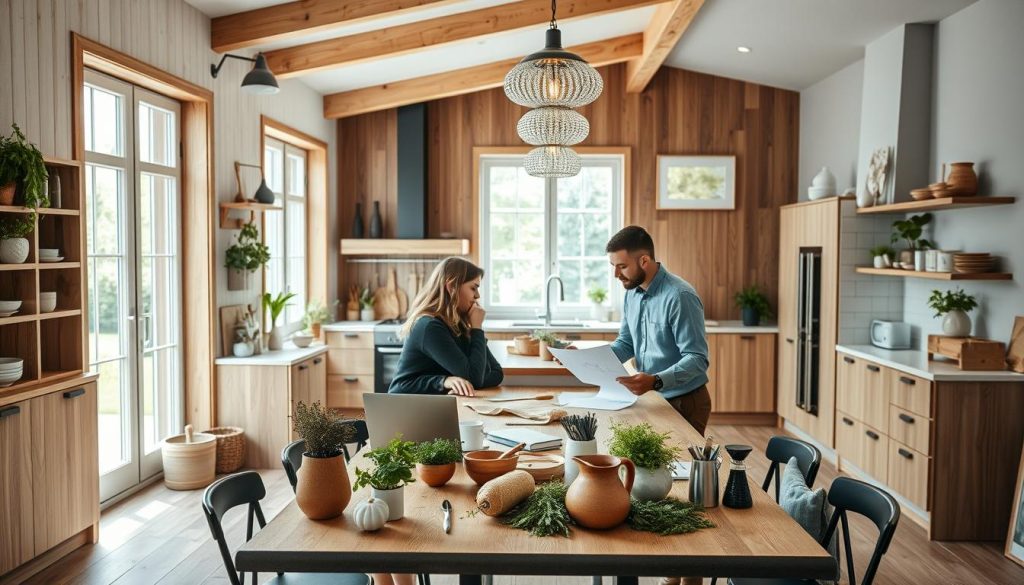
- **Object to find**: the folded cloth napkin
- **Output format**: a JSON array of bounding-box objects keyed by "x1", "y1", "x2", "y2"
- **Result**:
[{"x1": 465, "y1": 403, "x2": 568, "y2": 424}]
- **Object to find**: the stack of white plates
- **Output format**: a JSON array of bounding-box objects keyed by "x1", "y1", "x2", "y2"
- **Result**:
[
  {"x1": 38, "y1": 248, "x2": 63, "y2": 263},
  {"x1": 0, "y1": 357, "x2": 24, "y2": 387},
  {"x1": 40, "y1": 291, "x2": 57, "y2": 313},
  {"x1": 0, "y1": 299, "x2": 21, "y2": 317}
]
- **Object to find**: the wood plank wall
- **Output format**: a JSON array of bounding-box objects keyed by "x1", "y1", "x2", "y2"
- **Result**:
[{"x1": 338, "y1": 63, "x2": 799, "y2": 320}]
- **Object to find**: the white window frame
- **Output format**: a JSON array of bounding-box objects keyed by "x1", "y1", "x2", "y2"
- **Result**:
[
  {"x1": 263, "y1": 136, "x2": 308, "y2": 332},
  {"x1": 478, "y1": 153, "x2": 625, "y2": 320}
]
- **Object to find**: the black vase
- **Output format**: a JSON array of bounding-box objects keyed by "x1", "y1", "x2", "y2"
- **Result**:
[
  {"x1": 352, "y1": 202, "x2": 365, "y2": 238},
  {"x1": 741, "y1": 306, "x2": 760, "y2": 326},
  {"x1": 369, "y1": 200, "x2": 383, "y2": 238},
  {"x1": 722, "y1": 444, "x2": 753, "y2": 509}
]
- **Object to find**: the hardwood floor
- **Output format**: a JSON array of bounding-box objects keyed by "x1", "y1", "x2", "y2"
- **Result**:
[{"x1": 19, "y1": 424, "x2": 1024, "y2": 585}]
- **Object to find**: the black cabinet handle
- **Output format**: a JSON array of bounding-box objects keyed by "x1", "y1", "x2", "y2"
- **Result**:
[
  {"x1": 313, "y1": 358, "x2": 323, "y2": 365},
  {"x1": 865, "y1": 430, "x2": 880, "y2": 440},
  {"x1": 344, "y1": 376, "x2": 358, "y2": 382},
  {"x1": 785, "y1": 338, "x2": 794, "y2": 343},
  {"x1": 898, "y1": 413, "x2": 915, "y2": 424},
  {"x1": 298, "y1": 365, "x2": 308, "y2": 371},
  {"x1": 344, "y1": 333, "x2": 358, "y2": 338},
  {"x1": 740, "y1": 335, "x2": 754, "y2": 340},
  {"x1": 899, "y1": 376, "x2": 916, "y2": 386},
  {"x1": 0, "y1": 405, "x2": 20, "y2": 419},
  {"x1": 842, "y1": 417, "x2": 854, "y2": 426},
  {"x1": 63, "y1": 388, "x2": 85, "y2": 399},
  {"x1": 898, "y1": 448, "x2": 914, "y2": 460},
  {"x1": 843, "y1": 356, "x2": 855, "y2": 364},
  {"x1": 866, "y1": 365, "x2": 880, "y2": 372}
]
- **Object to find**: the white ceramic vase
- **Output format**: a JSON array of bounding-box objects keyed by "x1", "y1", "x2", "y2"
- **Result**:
[
  {"x1": 0, "y1": 238, "x2": 29, "y2": 264},
  {"x1": 268, "y1": 326, "x2": 284, "y2": 351},
  {"x1": 232, "y1": 341, "x2": 254, "y2": 357},
  {"x1": 590, "y1": 303, "x2": 604, "y2": 321},
  {"x1": 942, "y1": 310, "x2": 971, "y2": 337},
  {"x1": 856, "y1": 189, "x2": 875, "y2": 208},
  {"x1": 372, "y1": 486, "x2": 405, "y2": 521},
  {"x1": 914, "y1": 250, "x2": 926, "y2": 272},
  {"x1": 564, "y1": 439, "x2": 597, "y2": 485},
  {"x1": 631, "y1": 466, "x2": 673, "y2": 502},
  {"x1": 360, "y1": 308, "x2": 375, "y2": 321}
]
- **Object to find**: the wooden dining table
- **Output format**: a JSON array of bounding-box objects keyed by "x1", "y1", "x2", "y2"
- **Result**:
[{"x1": 235, "y1": 387, "x2": 836, "y2": 582}]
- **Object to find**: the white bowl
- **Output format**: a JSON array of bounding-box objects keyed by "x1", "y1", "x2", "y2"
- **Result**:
[
  {"x1": 0, "y1": 364, "x2": 23, "y2": 374},
  {"x1": 0, "y1": 357, "x2": 24, "y2": 369},
  {"x1": 291, "y1": 333, "x2": 314, "y2": 348},
  {"x1": 0, "y1": 371, "x2": 23, "y2": 387},
  {"x1": 40, "y1": 294, "x2": 57, "y2": 313},
  {"x1": 38, "y1": 248, "x2": 60, "y2": 257},
  {"x1": 0, "y1": 300, "x2": 22, "y2": 312}
]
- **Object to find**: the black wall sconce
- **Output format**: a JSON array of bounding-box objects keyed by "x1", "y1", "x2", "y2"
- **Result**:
[{"x1": 210, "y1": 52, "x2": 279, "y2": 95}]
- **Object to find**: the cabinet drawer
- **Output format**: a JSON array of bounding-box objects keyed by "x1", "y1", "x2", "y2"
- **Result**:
[
  {"x1": 325, "y1": 330, "x2": 373, "y2": 349},
  {"x1": 860, "y1": 361, "x2": 889, "y2": 432},
  {"x1": 888, "y1": 405, "x2": 931, "y2": 456},
  {"x1": 327, "y1": 348, "x2": 373, "y2": 375},
  {"x1": 836, "y1": 411, "x2": 888, "y2": 482},
  {"x1": 327, "y1": 375, "x2": 373, "y2": 409},
  {"x1": 835, "y1": 354, "x2": 861, "y2": 419},
  {"x1": 888, "y1": 440, "x2": 930, "y2": 510},
  {"x1": 887, "y1": 369, "x2": 931, "y2": 417}
]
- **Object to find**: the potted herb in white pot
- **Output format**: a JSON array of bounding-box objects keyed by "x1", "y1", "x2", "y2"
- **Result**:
[
  {"x1": 292, "y1": 401, "x2": 358, "y2": 520},
  {"x1": 607, "y1": 421, "x2": 682, "y2": 502},
  {"x1": 869, "y1": 245, "x2": 894, "y2": 269},
  {"x1": 353, "y1": 437, "x2": 417, "y2": 521},
  {"x1": 262, "y1": 291, "x2": 296, "y2": 351},
  {"x1": 928, "y1": 287, "x2": 978, "y2": 338},
  {"x1": 734, "y1": 285, "x2": 772, "y2": 327},
  {"x1": 587, "y1": 286, "x2": 608, "y2": 321},
  {"x1": 359, "y1": 287, "x2": 375, "y2": 321},
  {"x1": 224, "y1": 222, "x2": 269, "y2": 291}
]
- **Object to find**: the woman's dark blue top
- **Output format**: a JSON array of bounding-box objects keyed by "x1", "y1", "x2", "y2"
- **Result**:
[{"x1": 388, "y1": 315, "x2": 504, "y2": 394}]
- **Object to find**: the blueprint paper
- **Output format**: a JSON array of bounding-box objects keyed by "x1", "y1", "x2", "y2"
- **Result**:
[{"x1": 548, "y1": 345, "x2": 638, "y2": 410}]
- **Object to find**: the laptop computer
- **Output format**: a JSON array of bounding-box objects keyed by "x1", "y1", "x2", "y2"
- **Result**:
[{"x1": 362, "y1": 393, "x2": 461, "y2": 448}]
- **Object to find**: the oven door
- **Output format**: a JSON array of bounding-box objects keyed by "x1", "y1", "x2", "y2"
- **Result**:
[{"x1": 374, "y1": 346, "x2": 403, "y2": 393}]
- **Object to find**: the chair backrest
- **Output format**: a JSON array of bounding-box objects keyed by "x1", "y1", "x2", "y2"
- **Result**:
[
  {"x1": 202, "y1": 471, "x2": 270, "y2": 585},
  {"x1": 821, "y1": 476, "x2": 901, "y2": 585},
  {"x1": 342, "y1": 419, "x2": 369, "y2": 462},
  {"x1": 761, "y1": 435, "x2": 822, "y2": 500},
  {"x1": 282, "y1": 439, "x2": 305, "y2": 492}
]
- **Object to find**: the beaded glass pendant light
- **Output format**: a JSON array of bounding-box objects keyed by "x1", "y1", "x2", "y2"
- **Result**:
[{"x1": 504, "y1": 0, "x2": 602, "y2": 178}]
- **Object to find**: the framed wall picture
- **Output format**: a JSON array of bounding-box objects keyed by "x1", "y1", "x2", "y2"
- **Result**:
[
  {"x1": 1006, "y1": 438, "x2": 1024, "y2": 568},
  {"x1": 657, "y1": 155, "x2": 736, "y2": 210}
]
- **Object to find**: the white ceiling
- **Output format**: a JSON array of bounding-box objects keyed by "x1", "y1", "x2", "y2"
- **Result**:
[{"x1": 187, "y1": 0, "x2": 978, "y2": 95}]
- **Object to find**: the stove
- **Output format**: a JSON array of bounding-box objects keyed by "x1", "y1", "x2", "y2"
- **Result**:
[{"x1": 373, "y1": 319, "x2": 405, "y2": 393}]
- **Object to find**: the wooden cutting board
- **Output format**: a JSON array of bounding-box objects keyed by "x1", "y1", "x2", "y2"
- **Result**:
[
  {"x1": 1008, "y1": 316, "x2": 1024, "y2": 373},
  {"x1": 374, "y1": 269, "x2": 400, "y2": 320},
  {"x1": 219, "y1": 304, "x2": 249, "y2": 355}
]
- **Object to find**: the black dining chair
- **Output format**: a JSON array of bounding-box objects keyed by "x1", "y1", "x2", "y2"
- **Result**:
[
  {"x1": 726, "y1": 476, "x2": 901, "y2": 585},
  {"x1": 761, "y1": 436, "x2": 822, "y2": 502},
  {"x1": 201, "y1": 470, "x2": 371, "y2": 585}
]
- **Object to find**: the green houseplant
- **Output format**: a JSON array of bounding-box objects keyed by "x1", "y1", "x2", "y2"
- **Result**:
[
  {"x1": 413, "y1": 438, "x2": 462, "y2": 487},
  {"x1": 607, "y1": 422, "x2": 682, "y2": 501},
  {"x1": 869, "y1": 245, "x2": 895, "y2": 268},
  {"x1": 0, "y1": 124, "x2": 49, "y2": 264},
  {"x1": 359, "y1": 287, "x2": 375, "y2": 321},
  {"x1": 533, "y1": 330, "x2": 568, "y2": 361},
  {"x1": 302, "y1": 298, "x2": 337, "y2": 339},
  {"x1": 224, "y1": 222, "x2": 270, "y2": 291},
  {"x1": 928, "y1": 288, "x2": 978, "y2": 337},
  {"x1": 587, "y1": 286, "x2": 608, "y2": 321},
  {"x1": 291, "y1": 401, "x2": 358, "y2": 520},
  {"x1": 891, "y1": 213, "x2": 933, "y2": 267},
  {"x1": 353, "y1": 437, "x2": 417, "y2": 520},
  {"x1": 734, "y1": 285, "x2": 773, "y2": 326},
  {"x1": 262, "y1": 291, "x2": 296, "y2": 350}
]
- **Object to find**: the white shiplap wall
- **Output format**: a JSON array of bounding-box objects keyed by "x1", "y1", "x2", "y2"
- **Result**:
[{"x1": 0, "y1": 0, "x2": 337, "y2": 348}]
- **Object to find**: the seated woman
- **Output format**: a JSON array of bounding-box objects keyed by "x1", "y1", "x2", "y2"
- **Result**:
[{"x1": 389, "y1": 257, "x2": 503, "y2": 396}]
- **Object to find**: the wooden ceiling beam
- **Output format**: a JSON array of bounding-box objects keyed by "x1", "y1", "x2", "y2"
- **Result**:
[
  {"x1": 266, "y1": 0, "x2": 662, "y2": 79},
  {"x1": 211, "y1": 0, "x2": 461, "y2": 53},
  {"x1": 323, "y1": 34, "x2": 644, "y2": 118},
  {"x1": 625, "y1": 0, "x2": 704, "y2": 93}
]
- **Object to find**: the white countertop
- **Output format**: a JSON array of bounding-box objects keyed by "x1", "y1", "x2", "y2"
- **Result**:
[
  {"x1": 322, "y1": 321, "x2": 376, "y2": 332},
  {"x1": 215, "y1": 343, "x2": 328, "y2": 366},
  {"x1": 836, "y1": 344, "x2": 1024, "y2": 382},
  {"x1": 487, "y1": 340, "x2": 608, "y2": 374}
]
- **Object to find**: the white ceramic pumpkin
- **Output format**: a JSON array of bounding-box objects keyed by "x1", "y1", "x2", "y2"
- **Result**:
[{"x1": 352, "y1": 497, "x2": 390, "y2": 532}]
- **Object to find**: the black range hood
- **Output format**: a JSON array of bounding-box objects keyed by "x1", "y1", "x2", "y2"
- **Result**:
[{"x1": 396, "y1": 103, "x2": 427, "y2": 239}]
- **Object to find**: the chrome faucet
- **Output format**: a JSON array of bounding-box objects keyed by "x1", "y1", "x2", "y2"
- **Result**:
[{"x1": 543, "y1": 275, "x2": 564, "y2": 327}]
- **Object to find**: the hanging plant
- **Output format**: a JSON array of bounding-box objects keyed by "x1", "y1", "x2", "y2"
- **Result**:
[
  {"x1": 225, "y1": 221, "x2": 270, "y2": 272},
  {"x1": 0, "y1": 124, "x2": 49, "y2": 240}
]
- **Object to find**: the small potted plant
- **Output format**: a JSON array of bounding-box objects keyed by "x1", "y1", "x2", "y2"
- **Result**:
[
  {"x1": 533, "y1": 330, "x2": 568, "y2": 361},
  {"x1": 607, "y1": 421, "x2": 682, "y2": 502},
  {"x1": 734, "y1": 285, "x2": 772, "y2": 326},
  {"x1": 359, "y1": 287, "x2": 375, "y2": 321},
  {"x1": 587, "y1": 286, "x2": 608, "y2": 321},
  {"x1": 262, "y1": 291, "x2": 296, "y2": 350},
  {"x1": 292, "y1": 401, "x2": 358, "y2": 520},
  {"x1": 413, "y1": 438, "x2": 462, "y2": 487},
  {"x1": 303, "y1": 298, "x2": 337, "y2": 340},
  {"x1": 224, "y1": 221, "x2": 270, "y2": 291},
  {"x1": 928, "y1": 287, "x2": 978, "y2": 337},
  {"x1": 869, "y1": 245, "x2": 894, "y2": 269},
  {"x1": 353, "y1": 437, "x2": 417, "y2": 520},
  {"x1": 890, "y1": 213, "x2": 933, "y2": 268},
  {"x1": 0, "y1": 124, "x2": 48, "y2": 264},
  {"x1": 0, "y1": 215, "x2": 35, "y2": 264}
]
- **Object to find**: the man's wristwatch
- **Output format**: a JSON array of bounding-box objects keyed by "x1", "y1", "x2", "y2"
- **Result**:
[{"x1": 652, "y1": 375, "x2": 664, "y2": 390}]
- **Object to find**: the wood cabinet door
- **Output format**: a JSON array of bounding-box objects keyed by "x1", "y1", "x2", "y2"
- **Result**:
[
  {"x1": 776, "y1": 207, "x2": 798, "y2": 419},
  {"x1": 835, "y1": 354, "x2": 862, "y2": 419},
  {"x1": 706, "y1": 334, "x2": 720, "y2": 407},
  {"x1": 290, "y1": 360, "x2": 312, "y2": 442},
  {"x1": 857, "y1": 361, "x2": 889, "y2": 432},
  {"x1": 31, "y1": 384, "x2": 98, "y2": 554},
  {"x1": 309, "y1": 354, "x2": 327, "y2": 405},
  {"x1": 714, "y1": 334, "x2": 775, "y2": 413},
  {"x1": 0, "y1": 399, "x2": 34, "y2": 573}
]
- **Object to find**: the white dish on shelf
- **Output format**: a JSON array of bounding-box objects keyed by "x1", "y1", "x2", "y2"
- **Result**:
[
  {"x1": 0, "y1": 300, "x2": 22, "y2": 312},
  {"x1": 0, "y1": 357, "x2": 24, "y2": 372},
  {"x1": 0, "y1": 310, "x2": 19, "y2": 317},
  {"x1": 39, "y1": 256, "x2": 65, "y2": 263},
  {"x1": 38, "y1": 248, "x2": 60, "y2": 257},
  {"x1": 40, "y1": 292, "x2": 57, "y2": 313},
  {"x1": 0, "y1": 373, "x2": 23, "y2": 387}
]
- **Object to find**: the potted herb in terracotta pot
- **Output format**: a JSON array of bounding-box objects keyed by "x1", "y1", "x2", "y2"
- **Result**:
[
  {"x1": 607, "y1": 421, "x2": 682, "y2": 502},
  {"x1": 734, "y1": 285, "x2": 772, "y2": 327},
  {"x1": 413, "y1": 438, "x2": 462, "y2": 487},
  {"x1": 890, "y1": 213, "x2": 933, "y2": 268},
  {"x1": 587, "y1": 286, "x2": 608, "y2": 321},
  {"x1": 353, "y1": 437, "x2": 416, "y2": 521},
  {"x1": 928, "y1": 287, "x2": 978, "y2": 338},
  {"x1": 533, "y1": 330, "x2": 568, "y2": 361},
  {"x1": 0, "y1": 124, "x2": 48, "y2": 207},
  {"x1": 262, "y1": 291, "x2": 296, "y2": 351},
  {"x1": 224, "y1": 221, "x2": 269, "y2": 291},
  {"x1": 292, "y1": 401, "x2": 358, "y2": 520},
  {"x1": 303, "y1": 298, "x2": 337, "y2": 340}
]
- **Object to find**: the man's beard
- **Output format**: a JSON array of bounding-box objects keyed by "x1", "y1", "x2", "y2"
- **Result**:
[{"x1": 619, "y1": 265, "x2": 647, "y2": 290}]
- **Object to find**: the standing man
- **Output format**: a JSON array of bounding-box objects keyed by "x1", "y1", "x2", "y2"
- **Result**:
[{"x1": 606, "y1": 225, "x2": 712, "y2": 436}]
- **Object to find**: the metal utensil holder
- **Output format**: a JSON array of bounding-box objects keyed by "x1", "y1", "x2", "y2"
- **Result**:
[{"x1": 688, "y1": 458, "x2": 722, "y2": 508}]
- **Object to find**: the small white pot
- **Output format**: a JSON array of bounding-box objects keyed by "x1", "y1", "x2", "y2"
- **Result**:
[
  {"x1": 914, "y1": 250, "x2": 926, "y2": 272},
  {"x1": 631, "y1": 466, "x2": 674, "y2": 502},
  {"x1": 360, "y1": 308, "x2": 375, "y2": 321},
  {"x1": 873, "y1": 256, "x2": 885, "y2": 269},
  {"x1": 372, "y1": 486, "x2": 405, "y2": 521},
  {"x1": 564, "y1": 439, "x2": 597, "y2": 485},
  {"x1": 232, "y1": 341, "x2": 254, "y2": 357},
  {"x1": 0, "y1": 238, "x2": 29, "y2": 264},
  {"x1": 590, "y1": 303, "x2": 604, "y2": 321},
  {"x1": 942, "y1": 310, "x2": 972, "y2": 337}
]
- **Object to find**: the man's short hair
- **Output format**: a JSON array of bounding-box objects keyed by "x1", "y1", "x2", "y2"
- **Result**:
[{"x1": 605, "y1": 225, "x2": 655, "y2": 261}]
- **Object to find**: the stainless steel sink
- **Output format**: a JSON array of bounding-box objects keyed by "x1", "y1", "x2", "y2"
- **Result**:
[{"x1": 510, "y1": 321, "x2": 588, "y2": 328}]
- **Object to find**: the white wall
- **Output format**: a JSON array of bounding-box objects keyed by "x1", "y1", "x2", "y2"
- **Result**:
[
  {"x1": 903, "y1": 0, "x2": 1024, "y2": 346},
  {"x1": 0, "y1": 0, "x2": 337, "y2": 354},
  {"x1": 798, "y1": 59, "x2": 864, "y2": 200}
]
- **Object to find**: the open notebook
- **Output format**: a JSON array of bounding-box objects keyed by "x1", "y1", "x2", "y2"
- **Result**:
[{"x1": 486, "y1": 427, "x2": 562, "y2": 452}]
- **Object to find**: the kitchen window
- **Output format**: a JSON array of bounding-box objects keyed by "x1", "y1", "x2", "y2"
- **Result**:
[
  {"x1": 263, "y1": 137, "x2": 307, "y2": 330},
  {"x1": 478, "y1": 151, "x2": 626, "y2": 319}
]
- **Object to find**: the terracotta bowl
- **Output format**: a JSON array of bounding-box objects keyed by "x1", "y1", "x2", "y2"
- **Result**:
[
  {"x1": 910, "y1": 188, "x2": 932, "y2": 200},
  {"x1": 417, "y1": 462, "x2": 457, "y2": 487},
  {"x1": 463, "y1": 450, "x2": 519, "y2": 485},
  {"x1": 931, "y1": 188, "x2": 955, "y2": 199}
]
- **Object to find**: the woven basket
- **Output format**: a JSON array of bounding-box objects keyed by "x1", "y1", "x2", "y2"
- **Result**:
[{"x1": 204, "y1": 426, "x2": 246, "y2": 473}]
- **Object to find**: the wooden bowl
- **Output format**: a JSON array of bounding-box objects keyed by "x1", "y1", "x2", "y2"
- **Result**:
[
  {"x1": 931, "y1": 188, "x2": 955, "y2": 199},
  {"x1": 463, "y1": 450, "x2": 519, "y2": 485},
  {"x1": 513, "y1": 335, "x2": 540, "y2": 356},
  {"x1": 928, "y1": 182, "x2": 948, "y2": 190},
  {"x1": 910, "y1": 188, "x2": 932, "y2": 200}
]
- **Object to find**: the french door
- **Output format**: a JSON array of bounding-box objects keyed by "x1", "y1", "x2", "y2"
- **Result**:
[{"x1": 83, "y1": 70, "x2": 184, "y2": 501}]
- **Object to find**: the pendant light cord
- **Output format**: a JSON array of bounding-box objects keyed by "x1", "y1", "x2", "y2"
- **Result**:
[{"x1": 550, "y1": 0, "x2": 558, "y2": 29}]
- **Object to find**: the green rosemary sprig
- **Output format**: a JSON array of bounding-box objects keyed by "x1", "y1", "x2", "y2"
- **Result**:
[
  {"x1": 627, "y1": 497, "x2": 715, "y2": 535},
  {"x1": 502, "y1": 480, "x2": 573, "y2": 537}
]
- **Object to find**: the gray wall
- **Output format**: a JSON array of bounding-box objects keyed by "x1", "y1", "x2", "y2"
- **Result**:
[{"x1": 798, "y1": 59, "x2": 864, "y2": 200}]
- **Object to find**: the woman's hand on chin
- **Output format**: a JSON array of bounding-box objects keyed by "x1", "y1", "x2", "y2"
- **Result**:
[
  {"x1": 444, "y1": 376, "x2": 476, "y2": 396},
  {"x1": 468, "y1": 302, "x2": 486, "y2": 329}
]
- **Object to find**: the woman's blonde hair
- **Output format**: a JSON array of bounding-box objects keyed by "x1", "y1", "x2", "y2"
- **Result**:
[{"x1": 400, "y1": 257, "x2": 484, "y2": 338}]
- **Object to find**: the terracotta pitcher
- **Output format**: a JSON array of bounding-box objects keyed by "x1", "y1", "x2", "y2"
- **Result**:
[
  {"x1": 946, "y1": 162, "x2": 977, "y2": 196},
  {"x1": 565, "y1": 454, "x2": 636, "y2": 529}
]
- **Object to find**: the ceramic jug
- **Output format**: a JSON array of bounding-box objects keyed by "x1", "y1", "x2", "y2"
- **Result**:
[
  {"x1": 565, "y1": 454, "x2": 635, "y2": 529},
  {"x1": 946, "y1": 162, "x2": 977, "y2": 196}
]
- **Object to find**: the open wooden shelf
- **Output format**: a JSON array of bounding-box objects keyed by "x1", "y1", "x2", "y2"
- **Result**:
[
  {"x1": 219, "y1": 200, "x2": 282, "y2": 229},
  {"x1": 856, "y1": 196, "x2": 1015, "y2": 214},
  {"x1": 38, "y1": 261, "x2": 81, "y2": 270},
  {"x1": 340, "y1": 238, "x2": 471, "y2": 256},
  {"x1": 38, "y1": 309, "x2": 82, "y2": 321},
  {"x1": 855, "y1": 267, "x2": 1013, "y2": 280}
]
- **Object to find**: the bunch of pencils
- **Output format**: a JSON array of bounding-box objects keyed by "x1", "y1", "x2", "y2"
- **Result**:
[
  {"x1": 687, "y1": 435, "x2": 719, "y2": 461},
  {"x1": 560, "y1": 412, "x2": 598, "y2": 441}
]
